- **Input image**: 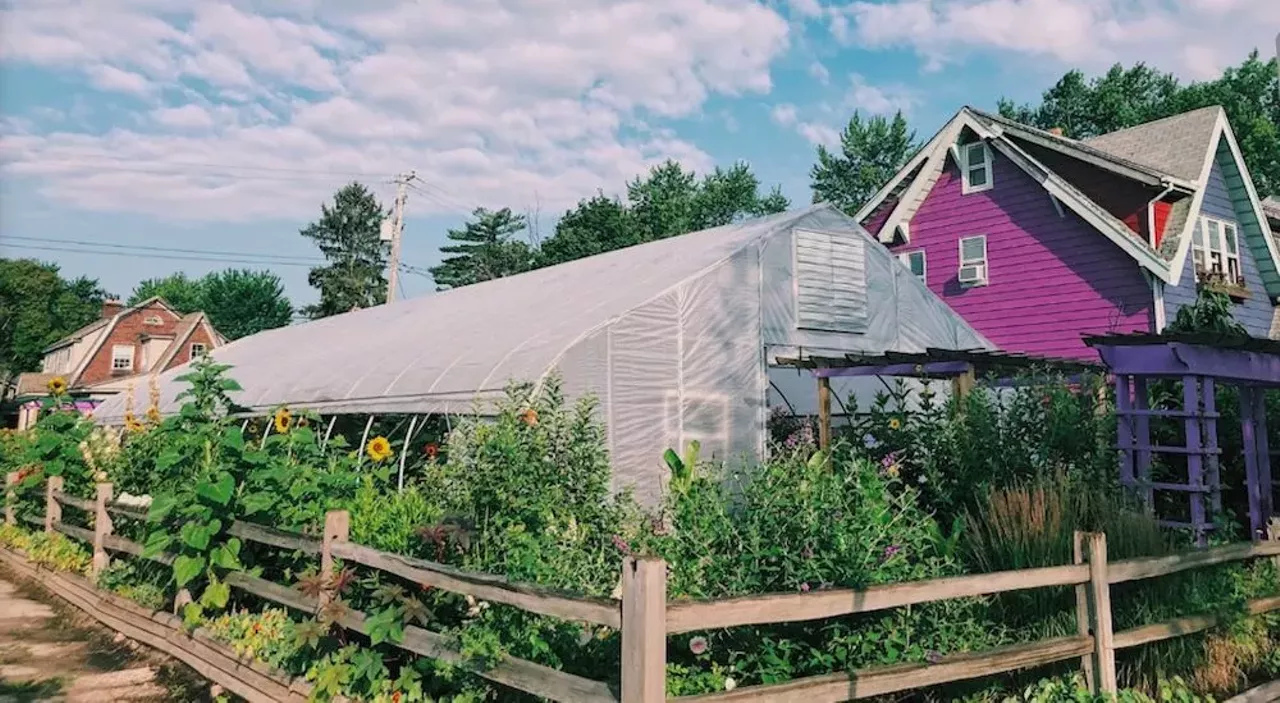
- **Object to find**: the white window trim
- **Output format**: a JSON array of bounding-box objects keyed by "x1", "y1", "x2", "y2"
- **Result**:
[
  {"x1": 897, "y1": 249, "x2": 927, "y2": 284},
  {"x1": 190, "y1": 343, "x2": 207, "y2": 360},
  {"x1": 1192, "y1": 215, "x2": 1242, "y2": 285},
  {"x1": 111, "y1": 344, "x2": 135, "y2": 372},
  {"x1": 958, "y1": 235, "x2": 989, "y2": 286},
  {"x1": 961, "y1": 141, "x2": 994, "y2": 195}
]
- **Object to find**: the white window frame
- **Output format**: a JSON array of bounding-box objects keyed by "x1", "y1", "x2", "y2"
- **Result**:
[
  {"x1": 897, "y1": 250, "x2": 927, "y2": 284},
  {"x1": 961, "y1": 141, "x2": 994, "y2": 195},
  {"x1": 190, "y1": 342, "x2": 207, "y2": 360},
  {"x1": 1192, "y1": 215, "x2": 1242, "y2": 285},
  {"x1": 958, "y1": 235, "x2": 989, "y2": 286},
  {"x1": 111, "y1": 344, "x2": 135, "y2": 372}
]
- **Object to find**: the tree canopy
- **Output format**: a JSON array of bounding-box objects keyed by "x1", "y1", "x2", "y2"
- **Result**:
[
  {"x1": 428, "y1": 207, "x2": 534, "y2": 290},
  {"x1": 809, "y1": 111, "x2": 917, "y2": 216},
  {"x1": 301, "y1": 182, "x2": 389, "y2": 318},
  {"x1": 0, "y1": 259, "x2": 109, "y2": 379},
  {"x1": 535, "y1": 160, "x2": 789, "y2": 269},
  {"x1": 128, "y1": 269, "x2": 292, "y2": 340},
  {"x1": 999, "y1": 51, "x2": 1280, "y2": 195}
]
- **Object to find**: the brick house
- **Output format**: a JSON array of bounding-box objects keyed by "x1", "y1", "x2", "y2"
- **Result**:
[{"x1": 10, "y1": 297, "x2": 226, "y2": 428}]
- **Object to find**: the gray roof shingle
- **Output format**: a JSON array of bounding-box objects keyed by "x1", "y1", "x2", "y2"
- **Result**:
[{"x1": 1082, "y1": 106, "x2": 1221, "y2": 182}]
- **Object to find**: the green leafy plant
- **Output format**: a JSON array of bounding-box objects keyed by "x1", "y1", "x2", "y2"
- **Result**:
[{"x1": 26, "y1": 530, "x2": 91, "y2": 574}]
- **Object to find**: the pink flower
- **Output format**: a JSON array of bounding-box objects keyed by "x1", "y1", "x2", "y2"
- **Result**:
[
  {"x1": 883, "y1": 544, "x2": 902, "y2": 559},
  {"x1": 799, "y1": 582, "x2": 811, "y2": 593},
  {"x1": 689, "y1": 636, "x2": 708, "y2": 655},
  {"x1": 611, "y1": 535, "x2": 632, "y2": 555}
]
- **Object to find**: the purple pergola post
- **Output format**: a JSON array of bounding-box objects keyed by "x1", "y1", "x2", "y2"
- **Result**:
[
  {"x1": 1183, "y1": 376, "x2": 1208, "y2": 541},
  {"x1": 1240, "y1": 386, "x2": 1272, "y2": 538}
]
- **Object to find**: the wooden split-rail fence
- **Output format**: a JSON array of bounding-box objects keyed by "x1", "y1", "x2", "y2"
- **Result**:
[{"x1": 6, "y1": 472, "x2": 1280, "y2": 703}]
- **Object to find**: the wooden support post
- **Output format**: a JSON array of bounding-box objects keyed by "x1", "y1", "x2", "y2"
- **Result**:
[
  {"x1": 92, "y1": 483, "x2": 113, "y2": 579},
  {"x1": 1241, "y1": 386, "x2": 1264, "y2": 538},
  {"x1": 1084, "y1": 532, "x2": 1117, "y2": 696},
  {"x1": 1116, "y1": 374, "x2": 1134, "y2": 490},
  {"x1": 817, "y1": 376, "x2": 832, "y2": 451},
  {"x1": 1203, "y1": 378, "x2": 1222, "y2": 516},
  {"x1": 44, "y1": 476, "x2": 62, "y2": 533},
  {"x1": 321, "y1": 510, "x2": 350, "y2": 607},
  {"x1": 1133, "y1": 377, "x2": 1154, "y2": 511},
  {"x1": 951, "y1": 364, "x2": 976, "y2": 399},
  {"x1": 1073, "y1": 531, "x2": 1095, "y2": 691},
  {"x1": 1184, "y1": 376, "x2": 1207, "y2": 542},
  {"x1": 1253, "y1": 388, "x2": 1274, "y2": 530},
  {"x1": 5, "y1": 471, "x2": 16, "y2": 526},
  {"x1": 621, "y1": 556, "x2": 666, "y2": 703}
]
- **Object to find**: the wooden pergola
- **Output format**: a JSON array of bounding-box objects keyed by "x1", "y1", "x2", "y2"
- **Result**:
[
  {"x1": 775, "y1": 348, "x2": 1099, "y2": 451},
  {"x1": 1085, "y1": 333, "x2": 1280, "y2": 540}
]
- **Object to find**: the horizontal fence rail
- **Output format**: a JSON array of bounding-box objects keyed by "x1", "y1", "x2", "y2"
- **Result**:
[{"x1": 5, "y1": 473, "x2": 1280, "y2": 703}]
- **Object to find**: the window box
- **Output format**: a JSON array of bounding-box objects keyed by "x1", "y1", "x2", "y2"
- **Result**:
[{"x1": 1196, "y1": 267, "x2": 1250, "y2": 301}]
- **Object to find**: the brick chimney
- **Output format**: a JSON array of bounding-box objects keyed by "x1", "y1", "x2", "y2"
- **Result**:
[
  {"x1": 101, "y1": 299, "x2": 124, "y2": 319},
  {"x1": 1047, "y1": 127, "x2": 1064, "y2": 137}
]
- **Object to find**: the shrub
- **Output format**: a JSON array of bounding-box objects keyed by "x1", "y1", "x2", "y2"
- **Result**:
[
  {"x1": 0, "y1": 523, "x2": 32, "y2": 551},
  {"x1": 26, "y1": 530, "x2": 91, "y2": 574}
]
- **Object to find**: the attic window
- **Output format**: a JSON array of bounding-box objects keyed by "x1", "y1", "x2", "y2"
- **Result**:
[
  {"x1": 111, "y1": 344, "x2": 135, "y2": 372},
  {"x1": 962, "y1": 142, "x2": 993, "y2": 195},
  {"x1": 1193, "y1": 216, "x2": 1244, "y2": 294},
  {"x1": 190, "y1": 343, "x2": 207, "y2": 360},
  {"x1": 143, "y1": 315, "x2": 163, "y2": 326},
  {"x1": 793, "y1": 229, "x2": 868, "y2": 334}
]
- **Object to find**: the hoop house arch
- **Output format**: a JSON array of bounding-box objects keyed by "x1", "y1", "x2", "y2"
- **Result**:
[{"x1": 93, "y1": 204, "x2": 991, "y2": 504}]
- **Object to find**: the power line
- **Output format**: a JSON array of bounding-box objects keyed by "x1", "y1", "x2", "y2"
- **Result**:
[
  {"x1": 2, "y1": 243, "x2": 319, "y2": 268},
  {"x1": 3, "y1": 235, "x2": 324, "y2": 264}
]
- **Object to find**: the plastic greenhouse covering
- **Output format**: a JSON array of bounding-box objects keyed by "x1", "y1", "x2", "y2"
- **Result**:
[{"x1": 93, "y1": 204, "x2": 992, "y2": 503}]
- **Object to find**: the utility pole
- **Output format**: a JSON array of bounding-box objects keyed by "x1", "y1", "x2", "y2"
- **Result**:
[{"x1": 385, "y1": 171, "x2": 416, "y2": 304}]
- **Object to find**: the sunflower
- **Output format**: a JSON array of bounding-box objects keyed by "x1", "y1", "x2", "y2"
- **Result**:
[
  {"x1": 47, "y1": 376, "x2": 68, "y2": 397},
  {"x1": 124, "y1": 413, "x2": 145, "y2": 433},
  {"x1": 519, "y1": 408, "x2": 539, "y2": 427},
  {"x1": 297, "y1": 416, "x2": 310, "y2": 429},
  {"x1": 888, "y1": 417, "x2": 902, "y2": 431},
  {"x1": 273, "y1": 407, "x2": 292, "y2": 434},
  {"x1": 145, "y1": 406, "x2": 162, "y2": 424},
  {"x1": 366, "y1": 436, "x2": 394, "y2": 463}
]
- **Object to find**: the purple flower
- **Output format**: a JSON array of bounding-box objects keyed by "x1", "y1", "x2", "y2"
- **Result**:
[
  {"x1": 880, "y1": 452, "x2": 900, "y2": 468},
  {"x1": 799, "y1": 582, "x2": 811, "y2": 593},
  {"x1": 925, "y1": 650, "x2": 944, "y2": 664},
  {"x1": 612, "y1": 535, "x2": 632, "y2": 555},
  {"x1": 689, "y1": 636, "x2": 708, "y2": 655},
  {"x1": 863, "y1": 434, "x2": 879, "y2": 449},
  {"x1": 883, "y1": 544, "x2": 902, "y2": 560}
]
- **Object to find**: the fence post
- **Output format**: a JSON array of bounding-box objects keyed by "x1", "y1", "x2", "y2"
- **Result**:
[
  {"x1": 321, "y1": 510, "x2": 350, "y2": 608},
  {"x1": 44, "y1": 476, "x2": 63, "y2": 533},
  {"x1": 1073, "y1": 531, "x2": 1095, "y2": 691},
  {"x1": 1085, "y1": 532, "x2": 1117, "y2": 695},
  {"x1": 5, "y1": 472, "x2": 16, "y2": 526},
  {"x1": 92, "y1": 483, "x2": 113, "y2": 578},
  {"x1": 621, "y1": 556, "x2": 666, "y2": 703}
]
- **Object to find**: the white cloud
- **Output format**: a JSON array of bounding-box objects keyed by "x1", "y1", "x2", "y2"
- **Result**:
[
  {"x1": 0, "y1": 0, "x2": 791, "y2": 221},
  {"x1": 87, "y1": 65, "x2": 152, "y2": 95},
  {"x1": 787, "y1": 0, "x2": 825, "y2": 18},
  {"x1": 771, "y1": 103, "x2": 799, "y2": 126},
  {"x1": 770, "y1": 73, "x2": 911, "y2": 147},
  {"x1": 831, "y1": 0, "x2": 1280, "y2": 79},
  {"x1": 845, "y1": 73, "x2": 915, "y2": 115},
  {"x1": 808, "y1": 61, "x2": 831, "y2": 84}
]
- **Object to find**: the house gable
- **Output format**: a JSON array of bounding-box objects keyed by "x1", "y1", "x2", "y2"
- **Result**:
[
  {"x1": 893, "y1": 142, "x2": 1152, "y2": 359},
  {"x1": 74, "y1": 300, "x2": 184, "y2": 387}
]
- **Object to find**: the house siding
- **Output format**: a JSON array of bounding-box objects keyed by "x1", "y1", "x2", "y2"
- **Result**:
[
  {"x1": 164, "y1": 325, "x2": 218, "y2": 372},
  {"x1": 892, "y1": 150, "x2": 1152, "y2": 359},
  {"x1": 77, "y1": 303, "x2": 183, "y2": 386},
  {"x1": 1163, "y1": 140, "x2": 1276, "y2": 336}
]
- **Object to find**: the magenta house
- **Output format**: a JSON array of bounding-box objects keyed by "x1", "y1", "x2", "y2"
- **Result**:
[{"x1": 857, "y1": 105, "x2": 1280, "y2": 360}]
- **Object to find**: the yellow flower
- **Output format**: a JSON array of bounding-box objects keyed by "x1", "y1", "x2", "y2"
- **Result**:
[
  {"x1": 886, "y1": 463, "x2": 900, "y2": 478},
  {"x1": 47, "y1": 377, "x2": 68, "y2": 397},
  {"x1": 520, "y1": 408, "x2": 539, "y2": 427},
  {"x1": 125, "y1": 414, "x2": 145, "y2": 433},
  {"x1": 145, "y1": 406, "x2": 162, "y2": 424},
  {"x1": 366, "y1": 436, "x2": 393, "y2": 463},
  {"x1": 273, "y1": 407, "x2": 292, "y2": 434},
  {"x1": 888, "y1": 417, "x2": 902, "y2": 431}
]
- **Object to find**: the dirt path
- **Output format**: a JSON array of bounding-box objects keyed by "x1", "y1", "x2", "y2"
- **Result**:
[{"x1": 0, "y1": 575, "x2": 209, "y2": 703}]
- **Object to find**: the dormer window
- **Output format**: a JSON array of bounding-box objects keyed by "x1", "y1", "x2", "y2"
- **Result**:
[{"x1": 962, "y1": 142, "x2": 993, "y2": 195}]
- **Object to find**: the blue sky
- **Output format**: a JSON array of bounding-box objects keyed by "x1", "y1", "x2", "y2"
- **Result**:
[{"x1": 2, "y1": 0, "x2": 1277, "y2": 309}]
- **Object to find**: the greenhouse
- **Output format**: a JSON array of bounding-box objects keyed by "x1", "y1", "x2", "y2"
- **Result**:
[{"x1": 92, "y1": 204, "x2": 991, "y2": 503}]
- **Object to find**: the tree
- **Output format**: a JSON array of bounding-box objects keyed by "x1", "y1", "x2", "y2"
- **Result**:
[
  {"x1": 0, "y1": 259, "x2": 108, "y2": 380},
  {"x1": 536, "y1": 160, "x2": 790, "y2": 269},
  {"x1": 809, "y1": 111, "x2": 917, "y2": 216},
  {"x1": 200, "y1": 269, "x2": 293, "y2": 340},
  {"x1": 127, "y1": 269, "x2": 292, "y2": 340},
  {"x1": 128, "y1": 273, "x2": 205, "y2": 313},
  {"x1": 999, "y1": 52, "x2": 1280, "y2": 195},
  {"x1": 429, "y1": 208, "x2": 533, "y2": 290},
  {"x1": 300, "y1": 182, "x2": 389, "y2": 318}
]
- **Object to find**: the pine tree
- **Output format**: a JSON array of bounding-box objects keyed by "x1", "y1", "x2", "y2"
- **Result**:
[
  {"x1": 300, "y1": 183, "x2": 389, "y2": 318},
  {"x1": 428, "y1": 207, "x2": 533, "y2": 290}
]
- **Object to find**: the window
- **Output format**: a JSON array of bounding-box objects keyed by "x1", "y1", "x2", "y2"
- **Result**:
[
  {"x1": 190, "y1": 343, "x2": 207, "y2": 360},
  {"x1": 897, "y1": 250, "x2": 927, "y2": 283},
  {"x1": 1192, "y1": 216, "x2": 1241, "y2": 284},
  {"x1": 958, "y1": 235, "x2": 989, "y2": 286},
  {"x1": 962, "y1": 142, "x2": 993, "y2": 194},
  {"x1": 111, "y1": 344, "x2": 135, "y2": 372}
]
